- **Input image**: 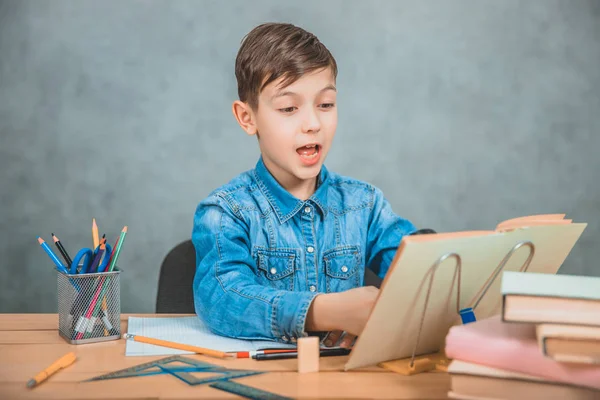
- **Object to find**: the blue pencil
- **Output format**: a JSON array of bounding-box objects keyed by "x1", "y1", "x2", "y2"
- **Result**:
[{"x1": 37, "y1": 236, "x2": 68, "y2": 273}]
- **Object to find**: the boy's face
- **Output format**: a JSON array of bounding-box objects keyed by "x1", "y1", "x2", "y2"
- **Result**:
[{"x1": 235, "y1": 67, "x2": 337, "y2": 190}]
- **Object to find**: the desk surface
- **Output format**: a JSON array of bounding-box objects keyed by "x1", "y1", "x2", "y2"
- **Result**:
[{"x1": 0, "y1": 314, "x2": 450, "y2": 399}]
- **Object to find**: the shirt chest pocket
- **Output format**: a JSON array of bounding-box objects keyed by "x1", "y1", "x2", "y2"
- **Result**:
[
  {"x1": 253, "y1": 247, "x2": 297, "y2": 291},
  {"x1": 323, "y1": 246, "x2": 361, "y2": 293}
]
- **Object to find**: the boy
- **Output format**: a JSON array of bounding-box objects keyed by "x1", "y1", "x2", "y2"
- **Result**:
[{"x1": 192, "y1": 23, "x2": 416, "y2": 348}]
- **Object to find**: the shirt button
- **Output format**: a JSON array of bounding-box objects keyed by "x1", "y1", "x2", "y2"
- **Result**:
[
  {"x1": 304, "y1": 206, "x2": 311, "y2": 213},
  {"x1": 309, "y1": 285, "x2": 316, "y2": 292},
  {"x1": 307, "y1": 246, "x2": 314, "y2": 253},
  {"x1": 341, "y1": 265, "x2": 348, "y2": 273},
  {"x1": 270, "y1": 267, "x2": 277, "y2": 274}
]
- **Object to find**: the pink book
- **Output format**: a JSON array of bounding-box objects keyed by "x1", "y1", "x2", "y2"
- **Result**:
[{"x1": 444, "y1": 315, "x2": 600, "y2": 390}]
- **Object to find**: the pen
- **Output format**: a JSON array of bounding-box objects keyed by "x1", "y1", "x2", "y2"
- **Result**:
[
  {"x1": 51, "y1": 233, "x2": 73, "y2": 268},
  {"x1": 254, "y1": 348, "x2": 351, "y2": 361},
  {"x1": 231, "y1": 348, "x2": 298, "y2": 359},
  {"x1": 257, "y1": 347, "x2": 298, "y2": 351},
  {"x1": 37, "y1": 237, "x2": 67, "y2": 273},
  {"x1": 26, "y1": 352, "x2": 76, "y2": 388},
  {"x1": 123, "y1": 333, "x2": 232, "y2": 359}
]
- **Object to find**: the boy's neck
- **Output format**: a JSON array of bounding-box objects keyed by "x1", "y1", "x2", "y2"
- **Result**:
[
  {"x1": 286, "y1": 177, "x2": 318, "y2": 201},
  {"x1": 262, "y1": 158, "x2": 319, "y2": 201}
]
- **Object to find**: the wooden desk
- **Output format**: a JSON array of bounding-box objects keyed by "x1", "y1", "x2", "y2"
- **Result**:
[{"x1": 0, "y1": 314, "x2": 450, "y2": 399}]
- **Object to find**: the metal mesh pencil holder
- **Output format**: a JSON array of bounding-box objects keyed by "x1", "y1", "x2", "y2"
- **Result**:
[{"x1": 57, "y1": 269, "x2": 121, "y2": 344}]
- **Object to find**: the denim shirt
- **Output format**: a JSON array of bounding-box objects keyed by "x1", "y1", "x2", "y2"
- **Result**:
[{"x1": 191, "y1": 157, "x2": 416, "y2": 344}]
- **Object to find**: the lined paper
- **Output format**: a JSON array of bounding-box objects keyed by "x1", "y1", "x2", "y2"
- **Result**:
[{"x1": 125, "y1": 316, "x2": 296, "y2": 356}]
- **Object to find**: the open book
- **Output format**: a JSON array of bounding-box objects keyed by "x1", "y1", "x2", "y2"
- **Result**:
[{"x1": 345, "y1": 214, "x2": 586, "y2": 370}]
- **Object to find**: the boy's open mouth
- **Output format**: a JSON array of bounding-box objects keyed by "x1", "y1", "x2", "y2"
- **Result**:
[{"x1": 296, "y1": 144, "x2": 320, "y2": 158}]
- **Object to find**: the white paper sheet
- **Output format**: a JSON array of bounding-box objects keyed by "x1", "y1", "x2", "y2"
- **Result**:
[{"x1": 125, "y1": 316, "x2": 296, "y2": 356}]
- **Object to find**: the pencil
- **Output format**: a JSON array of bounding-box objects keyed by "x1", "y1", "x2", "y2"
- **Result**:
[
  {"x1": 92, "y1": 218, "x2": 99, "y2": 249},
  {"x1": 106, "y1": 226, "x2": 127, "y2": 272},
  {"x1": 51, "y1": 234, "x2": 73, "y2": 270},
  {"x1": 37, "y1": 237, "x2": 67, "y2": 273},
  {"x1": 26, "y1": 352, "x2": 76, "y2": 388},
  {"x1": 104, "y1": 235, "x2": 120, "y2": 273},
  {"x1": 123, "y1": 333, "x2": 232, "y2": 359}
]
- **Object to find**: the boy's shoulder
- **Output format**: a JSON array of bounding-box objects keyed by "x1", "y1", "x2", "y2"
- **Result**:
[
  {"x1": 326, "y1": 169, "x2": 377, "y2": 192},
  {"x1": 324, "y1": 169, "x2": 382, "y2": 212},
  {"x1": 199, "y1": 168, "x2": 257, "y2": 208}
]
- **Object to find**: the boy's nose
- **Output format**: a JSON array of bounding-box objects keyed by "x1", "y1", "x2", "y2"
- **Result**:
[{"x1": 301, "y1": 109, "x2": 321, "y2": 133}]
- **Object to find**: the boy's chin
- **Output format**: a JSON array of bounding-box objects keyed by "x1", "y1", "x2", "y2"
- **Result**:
[{"x1": 291, "y1": 163, "x2": 322, "y2": 181}]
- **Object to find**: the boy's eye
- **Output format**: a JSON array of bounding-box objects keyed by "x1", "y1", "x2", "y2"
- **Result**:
[
  {"x1": 320, "y1": 103, "x2": 335, "y2": 109},
  {"x1": 279, "y1": 106, "x2": 297, "y2": 113}
]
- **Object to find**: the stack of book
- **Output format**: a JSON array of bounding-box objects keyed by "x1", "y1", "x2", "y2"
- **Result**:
[{"x1": 444, "y1": 271, "x2": 600, "y2": 399}]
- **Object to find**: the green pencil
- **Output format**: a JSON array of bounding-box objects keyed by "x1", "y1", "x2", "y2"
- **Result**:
[{"x1": 107, "y1": 226, "x2": 127, "y2": 272}]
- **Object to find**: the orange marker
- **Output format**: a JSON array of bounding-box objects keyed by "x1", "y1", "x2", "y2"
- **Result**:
[{"x1": 26, "y1": 352, "x2": 76, "y2": 388}]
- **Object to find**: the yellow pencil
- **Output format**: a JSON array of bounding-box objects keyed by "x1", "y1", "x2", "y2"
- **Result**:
[
  {"x1": 123, "y1": 333, "x2": 232, "y2": 359},
  {"x1": 26, "y1": 352, "x2": 77, "y2": 388},
  {"x1": 92, "y1": 218, "x2": 99, "y2": 249}
]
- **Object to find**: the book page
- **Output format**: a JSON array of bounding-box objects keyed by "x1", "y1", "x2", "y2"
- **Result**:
[{"x1": 496, "y1": 214, "x2": 568, "y2": 231}]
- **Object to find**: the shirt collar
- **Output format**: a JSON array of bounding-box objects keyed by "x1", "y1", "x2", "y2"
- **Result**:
[{"x1": 253, "y1": 156, "x2": 329, "y2": 224}]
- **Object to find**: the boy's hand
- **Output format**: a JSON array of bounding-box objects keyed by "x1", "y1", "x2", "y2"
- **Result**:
[
  {"x1": 324, "y1": 330, "x2": 355, "y2": 348},
  {"x1": 306, "y1": 286, "x2": 379, "y2": 342},
  {"x1": 333, "y1": 286, "x2": 379, "y2": 336}
]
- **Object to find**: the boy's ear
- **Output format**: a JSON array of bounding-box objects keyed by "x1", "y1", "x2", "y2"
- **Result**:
[{"x1": 232, "y1": 100, "x2": 258, "y2": 136}]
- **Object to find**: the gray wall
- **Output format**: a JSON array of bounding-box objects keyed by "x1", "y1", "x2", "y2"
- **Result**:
[{"x1": 1, "y1": 0, "x2": 599, "y2": 313}]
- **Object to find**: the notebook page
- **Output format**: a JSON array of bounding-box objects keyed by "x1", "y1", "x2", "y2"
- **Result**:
[{"x1": 125, "y1": 316, "x2": 295, "y2": 356}]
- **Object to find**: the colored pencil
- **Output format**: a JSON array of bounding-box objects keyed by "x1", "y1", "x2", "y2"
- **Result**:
[
  {"x1": 106, "y1": 226, "x2": 127, "y2": 272},
  {"x1": 101, "y1": 297, "x2": 109, "y2": 336},
  {"x1": 51, "y1": 234, "x2": 73, "y2": 269},
  {"x1": 92, "y1": 218, "x2": 99, "y2": 249},
  {"x1": 123, "y1": 333, "x2": 232, "y2": 359},
  {"x1": 97, "y1": 234, "x2": 108, "y2": 334},
  {"x1": 104, "y1": 236, "x2": 120, "y2": 272},
  {"x1": 37, "y1": 237, "x2": 67, "y2": 273}
]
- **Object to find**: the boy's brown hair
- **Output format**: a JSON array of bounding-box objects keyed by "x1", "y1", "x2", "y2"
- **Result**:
[{"x1": 235, "y1": 23, "x2": 338, "y2": 111}]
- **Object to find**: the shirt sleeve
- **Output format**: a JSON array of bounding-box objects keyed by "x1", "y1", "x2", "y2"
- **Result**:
[
  {"x1": 365, "y1": 187, "x2": 417, "y2": 279},
  {"x1": 191, "y1": 194, "x2": 318, "y2": 342}
]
